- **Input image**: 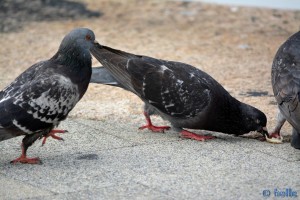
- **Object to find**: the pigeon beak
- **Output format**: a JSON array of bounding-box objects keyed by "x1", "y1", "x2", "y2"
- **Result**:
[{"x1": 259, "y1": 126, "x2": 269, "y2": 138}]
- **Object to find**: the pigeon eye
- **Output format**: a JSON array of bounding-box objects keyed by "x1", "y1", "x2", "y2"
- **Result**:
[
  {"x1": 85, "y1": 34, "x2": 92, "y2": 41},
  {"x1": 256, "y1": 119, "x2": 260, "y2": 124}
]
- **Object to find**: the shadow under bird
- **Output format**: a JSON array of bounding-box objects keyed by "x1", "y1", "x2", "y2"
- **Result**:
[
  {"x1": 90, "y1": 43, "x2": 269, "y2": 141},
  {"x1": 0, "y1": 28, "x2": 96, "y2": 164},
  {"x1": 271, "y1": 31, "x2": 300, "y2": 149}
]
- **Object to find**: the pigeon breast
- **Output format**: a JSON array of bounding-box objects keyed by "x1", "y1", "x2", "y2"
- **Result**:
[{"x1": 272, "y1": 31, "x2": 300, "y2": 131}]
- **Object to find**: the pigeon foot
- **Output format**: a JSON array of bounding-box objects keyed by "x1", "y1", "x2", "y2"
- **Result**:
[
  {"x1": 139, "y1": 124, "x2": 171, "y2": 133},
  {"x1": 10, "y1": 144, "x2": 42, "y2": 164},
  {"x1": 10, "y1": 156, "x2": 41, "y2": 164},
  {"x1": 42, "y1": 129, "x2": 67, "y2": 146},
  {"x1": 140, "y1": 111, "x2": 170, "y2": 133},
  {"x1": 180, "y1": 130, "x2": 215, "y2": 141}
]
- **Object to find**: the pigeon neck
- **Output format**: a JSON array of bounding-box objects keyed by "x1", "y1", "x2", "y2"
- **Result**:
[
  {"x1": 50, "y1": 46, "x2": 92, "y2": 100},
  {"x1": 52, "y1": 46, "x2": 92, "y2": 69},
  {"x1": 213, "y1": 97, "x2": 248, "y2": 134}
]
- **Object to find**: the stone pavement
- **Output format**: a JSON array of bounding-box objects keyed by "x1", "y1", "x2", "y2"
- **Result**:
[
  {"x1": 0, "y1": 118, "x2": 299, "y2": 200},
  {"x1": 1, "y1": 0, "x2": 300, "y2": 199}
]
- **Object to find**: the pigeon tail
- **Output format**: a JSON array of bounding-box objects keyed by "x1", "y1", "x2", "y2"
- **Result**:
[
  {"x1": 0, "y1": 129, "x2": 23, "y2": 141},
  {"x1": 90, "y1": 66, "x2": 123, "y2": 88},
  {"x1": 91, "y1": 44, "x2": 138, "y2": 94}
]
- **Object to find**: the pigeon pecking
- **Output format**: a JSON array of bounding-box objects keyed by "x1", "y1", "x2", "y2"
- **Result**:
[
  {"x1": 271, "y1": 31, "x2": 300, "y2": 149},
  {"x1": 90, "y1": 44, "x2": 269, "y2": 141},
  {"x1": 0, "y1": 28, "x2": 96, "y2": 164}
]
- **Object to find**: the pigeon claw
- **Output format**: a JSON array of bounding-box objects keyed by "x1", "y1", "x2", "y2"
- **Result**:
[
  {"x1": 139, "y1": 125, "x2": 171, "y2": 133},
  {"x1": 180, "y1": 130, "x2": 215, "y2": 141},
  {"x1": 42, "y1": 129, "x2": 67, "y2": 146},
  {"x1": 10, "y1": 156, "x2": 41, "y2": 164}
]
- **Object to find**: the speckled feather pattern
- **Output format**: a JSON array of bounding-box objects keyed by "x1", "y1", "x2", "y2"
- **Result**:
[
  {"x1": 91, "y1": 44, "x2": 267, "y2": 135},
  {"x1": 0, "y1": 28, "x2": 93, "y2": 143},
  {"x1": 272, "y1": 31, "x2": 300, "y2": 129},
  {"x1": 271, "y1": 31, "x2": 300, "y2": 148}
]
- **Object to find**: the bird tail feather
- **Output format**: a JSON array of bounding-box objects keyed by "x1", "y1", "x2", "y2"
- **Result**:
[
  {"x1": 90, "y1": 66, "x2": 123, "y2": 88},
  {"x1": 0, "y1": 129, "x2": 19, "y2": 141},
  {"x1": 91, "y1": 44, "x2": 138, "y2": 94}
]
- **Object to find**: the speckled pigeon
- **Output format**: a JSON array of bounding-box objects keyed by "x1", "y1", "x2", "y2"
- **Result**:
[
  {"x1": 271, "y1": 31, "x2": 300, "y2": 149},
  {"x1": 90, "y1": 44, "x2": 268, "y2": 140},
  {"x1": 0, "y1": 28, "x2": 96, "y2": 164}
]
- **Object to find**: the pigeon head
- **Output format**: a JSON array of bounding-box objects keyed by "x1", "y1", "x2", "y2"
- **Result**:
[
  {"x1": 53, "y1": 28, "x2": 96, "y2": 66},
  {"x1": 58, "y1": 28, "x2": 96, "y2": 53},
  {"x1": 242, "y1": 104, "x2": 268, "y2": 137}
]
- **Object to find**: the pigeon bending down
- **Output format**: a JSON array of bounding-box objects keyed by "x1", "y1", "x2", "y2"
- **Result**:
[
  {"x1": 0, "y1": 28, "x2": 96, "y2": 164},
  {"x1": 90, "y1": 44, "x2": 269, "y2": 141},
  {"x1": 271, "y1": 31, "x2": 300, "y2": 149}
]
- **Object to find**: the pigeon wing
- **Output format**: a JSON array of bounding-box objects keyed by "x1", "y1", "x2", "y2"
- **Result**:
[
  {"x1": 0, "y1": 73, "x2": 80, "y2": 135},
  {"x1": 126, "y1": 58, "x2": 211, "y2": 119},
  {"x1": 91, "y1": 44, "x2": 211, "y2": 119}
]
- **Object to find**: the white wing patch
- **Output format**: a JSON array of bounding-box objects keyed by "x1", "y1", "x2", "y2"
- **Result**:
[
  {"x1": 0, "y1": 96, "x2": 10, "y2": 104},
  {"x1": 12, "y1": 119, "x2": 33, "y2": 134},
  {"x1": 165, "y1": 103, "x2": 175, "y2": 108},
  {"x1": 160, "y1": 65, "x2": 172, "y2": 72},
  {"x1": 14, "y1": 75, "x2": 80, "y2": 124},
  {"x1": 176, "y1": 79, "x2": 184, "y2": 85},
  {"x1": 0, "y1": 81, "x2": 24, "y2": 104}
]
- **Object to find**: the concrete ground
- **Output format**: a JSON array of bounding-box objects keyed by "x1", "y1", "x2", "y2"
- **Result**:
[
  {"x1": 1, "y1": 118, "x2": 299, "y2": 200},
  {"x1": 0, "y1": 0, "x2": 300, "y2": 199}
]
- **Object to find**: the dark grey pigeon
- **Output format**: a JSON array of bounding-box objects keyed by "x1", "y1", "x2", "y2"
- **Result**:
[
  {"x1": 0, "y1": 28, "x2": 96, "y2": 164},
  {"x1": 90, "y1": 44, "x2": 268, "y2": 141},
  {"x1": 271, "y1": 31, "x2": 300, "y2": 149}
]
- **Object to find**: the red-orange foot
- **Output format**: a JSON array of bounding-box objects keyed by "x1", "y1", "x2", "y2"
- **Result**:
[
  {"x1": 42, "y1": 129, "x2": 67, "y2": 146},
  {"x1": 139, "y1": 111, "x2": 170, "y2": 133},
  {"x1": 10, "y1": 156, "x2": 41, "y2": 164},
  {"x1": 269, "y1": 132, "x2": 280, "y2": 138},
  {"x1": 139, "y1": 124, "x2": 171, "y2": 133},
  {"x1": 180, "y1": 130, "x2": 215, "y2": 141}
]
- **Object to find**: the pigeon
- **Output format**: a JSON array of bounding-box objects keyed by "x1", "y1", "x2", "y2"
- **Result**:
[
  {"x1": 271, "y1": 31, "x2": 300, "y2": 149},
  {"x1": 90, "y1": 43, "x2": 268, "y2": 140},
  {"x1": 0, "y1": 28, "x2": 96, "y2": 164}
]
